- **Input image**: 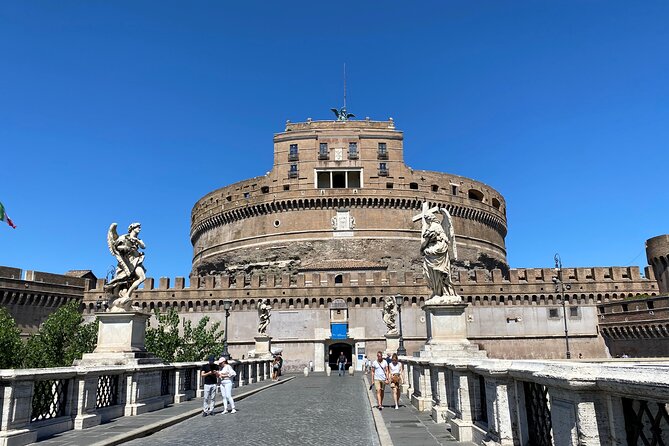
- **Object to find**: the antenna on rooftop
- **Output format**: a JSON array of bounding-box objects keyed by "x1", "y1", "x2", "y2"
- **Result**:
[
  {"x1": 331, "y1": 63, "x2": 355, "y2": 121},
  {"x1": 343, "y1": 63, "x2": 347, "y2": 110}
]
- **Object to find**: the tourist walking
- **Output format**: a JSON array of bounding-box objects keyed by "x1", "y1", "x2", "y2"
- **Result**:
[
  {"x1": 388, "y1": 353, "x2": 403, "y2": 409},
  {"x1": 370, "y1": 351, "x2": 389, "y2": 410},
  {"x1": 337, "y1": 352, "x2": 347, "y2": 376},
  {"x1": 200, "y1": 355, "x2": 219, "y2": 416},
  {"x1": 218, "y1": 357, "x2": 237, "y2": 414}
]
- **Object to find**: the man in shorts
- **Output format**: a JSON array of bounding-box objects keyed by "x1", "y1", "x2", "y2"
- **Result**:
[{"x1": 370, "y1": 351, "x2": 389, "y2": 410}]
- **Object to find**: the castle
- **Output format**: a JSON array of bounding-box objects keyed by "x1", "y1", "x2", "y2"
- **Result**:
[{"x1": 76, "y1": 116, "x2": 665, "y2": 369}]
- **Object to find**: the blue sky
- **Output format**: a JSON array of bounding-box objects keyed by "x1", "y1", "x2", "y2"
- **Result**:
[{"x1": 1, "y1": 1, "x2": 668, "y2": 280}]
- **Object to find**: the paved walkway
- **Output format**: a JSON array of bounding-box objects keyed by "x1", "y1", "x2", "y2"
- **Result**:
[
  {"x1": 364, "y1": 376, "x2": 476, "y2": 446},
  {"x1": 34, "y1": 373, "x2": 474, "y2": 446}
]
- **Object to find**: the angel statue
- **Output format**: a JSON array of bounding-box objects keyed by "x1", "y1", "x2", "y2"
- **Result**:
[
  {"x1": 420, "y1": 205, "x2": 460, "y2": 304},
  {"x1": 382, "y1": 296, "x2": 398, "y2": 335},
  {"x1": 257, "y1": 298, "x2": 271, "y2": 335},
  {"x1": 331, "y1": 106, "x2": 355, "y2": 122},
  {"x1": 103, "y1": 222, "x2": 146, "y2": 312}
]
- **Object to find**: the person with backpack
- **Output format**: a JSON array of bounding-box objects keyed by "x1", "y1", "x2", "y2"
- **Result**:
[{"x1": 370, "y1": 351, "x2": 389, "y2": 410}]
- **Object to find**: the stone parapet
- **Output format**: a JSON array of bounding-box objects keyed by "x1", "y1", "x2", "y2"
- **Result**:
[{"x1": 402, "y1": 357, "x2": 669, "y2": 445}]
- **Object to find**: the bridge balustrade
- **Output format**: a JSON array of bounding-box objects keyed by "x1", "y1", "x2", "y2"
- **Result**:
[{"x1": 401, "y1": 357, "x2": 669, "y2": 445}]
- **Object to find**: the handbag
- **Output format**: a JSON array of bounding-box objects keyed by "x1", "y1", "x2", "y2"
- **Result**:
[{"x1": 391, "y1": 374, "x2": 401, "y2": 384}]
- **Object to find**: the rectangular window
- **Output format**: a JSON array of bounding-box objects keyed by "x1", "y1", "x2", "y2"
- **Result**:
[
  {"x1": 317, "y1": 171, "x2": 330, "y2": 188},
  {"x1": 314, "y1": 169, "x2": 362, "y2": 189},
  {"x1": 289, "y1": 144, "x2": 298, "y2": 161},
  {"x1": 348, "y1": 142, "x2": 359, "y2": 159},
  {"x1": 289, "y1": 163, "x2": 298, "y2": 178},
  {"x1": 451, "y1": 185, "x2": 458, "y2": 195},
  {"x1": 378, "y1": 163, "x2": 388, "y2": 176},
  {"x1": 378, "y1": 142, "x2": 388, "y2": 159},
  {"x1": 569, "y1": 307, "x2": 579, "y2": 317},
  {"x1": 290, "y1": 163, "x2": 298, "y2": 172},
  {"x1": 348, "y1": 171, "x2": 361, "y2": 188},
  {"x1": 379, "y1": 162, "x2": 387, "y2": 170},
  {"x1": 319, "y1": 143, "x2": 329, "y2": 160},
  {"x1": 549, "y1": 308, "x2": 559, "y2": 318}
]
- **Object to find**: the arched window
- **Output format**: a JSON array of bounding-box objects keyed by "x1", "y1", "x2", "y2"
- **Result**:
[
  {"x1": 335, "y1": 274, "x2": 343, "y2": 284},
  {"x1": 468, "y1": 189, "x2": 484, "y2": 201}
]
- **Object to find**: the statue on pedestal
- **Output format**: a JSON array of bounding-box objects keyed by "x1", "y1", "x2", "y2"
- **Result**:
[
  {"x1": 104, "y1": 222, "x2": 146, "y2": 312},
  {"x1": 257, "y1": 299, "x2": 271, "y2": 335},
  {"x1": 382, "y1": 296, "x2": 399, "y2": 335},
  {"x1": 418, "y1": 204, "x2": 460, "y2": 304}
]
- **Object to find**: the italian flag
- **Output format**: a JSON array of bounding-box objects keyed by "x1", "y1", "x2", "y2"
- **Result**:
[{"x1": 0, "y1": 202, "x2": 16, "y2": 229}]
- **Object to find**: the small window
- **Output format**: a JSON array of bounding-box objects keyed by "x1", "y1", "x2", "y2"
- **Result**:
[
  {"x1": 386, "y1": 182, "x2": 393, "y2": 189},
  {"x1": 431, "y1": 185, "x2": 439, "y2": 192},
  {"x1": 451, "y1": 185, "x2": 458, "y2": 195},
  {"x1": 261, "y1": 186, "x2": 270, "y2": 194},
  {"x1": 290, "y1": 164, "x2": 298, "y2": 172},
  {"x1": 648, "y1": 300, "x2": 655, "y2": 310},
  {"x1": 378, "y1": 142, "x2": 388, "y2": 159},
  {"x1": 569, "y1": 307, "x2": 578, "y2": 317},
  {"x1": 492, "y1": 198, "x2": 501, "y2": 209},
  {"x1": 549, "y1": 308, "x2": 559, "y2": 318},
  {"x1": 409, "y1": 182, "x2": 418, "y2": 190},
  {"x1": 319, "y1": 143, "x2": 328, "y2": 159},
  {"x1": 334, "y1": 274, "x2": 343, "y2": 284},
  {"x1": 226, "y1": 195, "x2": 232, "y2": 202},
  {"x1": 349, "y1": 143, "x2": 359, "y2": 159},
  {"x1": 283, "y1": 185, "x2": 290, "y2": 191},
  {"x1": 379, "y1": 162, "x2": 387, "y2": 170},
  {"x1": 243, "y1": 192, "x2": 250, "y2": 199},
  {"x1": 289, "y1": 144, "x2": 299, "y2": 161}
]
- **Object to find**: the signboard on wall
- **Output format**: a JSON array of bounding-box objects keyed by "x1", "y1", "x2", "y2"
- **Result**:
[{"x1": 331, "y1": 323, "x2": 348, "y2": 340}]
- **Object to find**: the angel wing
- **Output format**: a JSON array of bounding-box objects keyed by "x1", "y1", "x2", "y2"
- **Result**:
[
  {"x1": 439, "y1": 208, "x2": 457, "y2": 260},
  {"x1": 346, "y1": 113, "x2": 355, "y2": 119},
  {"x1": 107, "y1": 223, "x2": 120, "y2": 256},
  {"x1": 331, "y1": 108, "x2": 340, "y2": 119}
]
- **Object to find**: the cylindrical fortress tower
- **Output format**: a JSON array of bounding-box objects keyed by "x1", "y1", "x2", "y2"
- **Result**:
[
  {"x1": 190, "y1": 118, "x2": 508, "y2": 276},
  {"x1": 646, "y1": 234, "x2": 669, "y2": 294}
]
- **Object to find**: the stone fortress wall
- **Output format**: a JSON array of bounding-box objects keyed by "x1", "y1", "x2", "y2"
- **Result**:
[
  {"x1": 0, "y1": 266, "x2": 94, "y2": 336},
  {"x1": 647, "y1": 234, "x2": 669, "y2": 294},
  {"x1": 82, "y1": 264, "x2": 659, "y2": 365},
  {"x1": 189, "y1": 119, "x2": 508, "y2": 276}
]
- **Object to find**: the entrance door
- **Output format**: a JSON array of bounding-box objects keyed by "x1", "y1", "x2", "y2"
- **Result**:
[{"x1": 328, "y1": 342, "x2": 353, "y2": 370}]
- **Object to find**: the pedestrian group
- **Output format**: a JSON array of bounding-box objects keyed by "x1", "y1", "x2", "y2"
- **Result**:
[{"x1": 201, "y1": 355, "x2": 238, "y2": 417}]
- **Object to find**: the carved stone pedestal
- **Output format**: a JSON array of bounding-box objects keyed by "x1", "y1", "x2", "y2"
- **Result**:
[
  {"x1": 419, "y1": 302, "x2": 487, "y2": 360},
  {"x1": 254, "y1": 335, "x2": 273, "y2": 359},
  {"x1": 77, "y1": 311, "x2": 161, "y2": 366},
  {"x1": 384, "y1": 333, "x2": 400, "y2": 355}
]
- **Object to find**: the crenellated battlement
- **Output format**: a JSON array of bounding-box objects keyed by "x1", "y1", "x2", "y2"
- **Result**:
[{"x1": 89, "y1": 265, "x2": 656, "y2": 293}]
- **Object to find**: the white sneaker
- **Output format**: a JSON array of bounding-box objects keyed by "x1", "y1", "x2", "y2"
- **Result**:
[
  {"x1": 230, "y1": 409, "x2": 237, "y2": 414},
  {"x1": 395, "y1": 405, "x2": 399, "y2": 410},
  {"x1": 222, "y1": 410, "x2": 228, "y2": 414}
]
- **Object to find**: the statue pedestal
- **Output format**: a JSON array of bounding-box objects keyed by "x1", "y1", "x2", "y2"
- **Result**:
[
  {"x1": 254, "y1": 335, "x2": 273, "y2": 359},
  {"x1": 77, "y1": 311, "x2": 162, "y2": 366},
  {"x1": 419, "y1": 301, "x2": 486, "y2": 359},
  {"x1": 385, "y1": 333, "x2": 400, "y2": 355}
]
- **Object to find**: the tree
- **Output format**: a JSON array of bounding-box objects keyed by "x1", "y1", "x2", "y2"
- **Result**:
[
  {"x1": 23, "y1": 301, "x2": 98, "y2": 368},
  {"x1": 0, "y1": 307, "x2": 23, "y2": 368},
  {"x1": 145, "y1": 308, "x2": 225, "y2": 362}
]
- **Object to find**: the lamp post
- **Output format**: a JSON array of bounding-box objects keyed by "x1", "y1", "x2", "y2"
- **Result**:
[
  {"x1": 394, "y1": 294, "x2": 407, "y2": 356},
  {"x1": 221, "y1": 299, "x2": 233, "y2": 360},
  {"x1": 553, "y1": 254, "x2": 572, "y2": 359}
]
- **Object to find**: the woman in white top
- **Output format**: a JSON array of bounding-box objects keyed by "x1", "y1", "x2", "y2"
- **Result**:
[
  {"x1": 218, "y1": 357, "x2": 237, "y2": 414},
  {"x1": 388, "y1": 353, "x2": 403, "y2": 410}
]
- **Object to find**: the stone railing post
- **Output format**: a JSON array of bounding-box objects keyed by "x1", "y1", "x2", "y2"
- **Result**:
[
  {"x1": 475, "y1": 361, "x2": 517, "y2": 446},
  {"x1": 410, "y1": 359, "x2": 433, "y2": 412},
  {"x1": 449, "y1": 363, "x2": 476, "y2": 442},
  {"x1": 430, "y1": 362, "x2": 449, "y2": 424},
  {"x1": 74, "y1": 372, "x2": 102, "y2": 430},
  {"x1": 402, "y1": 359, "x2": 413, "y2": 398},
  {"x1": 123, "y1": 368, "x2": 165, "y2": 416},
  {"x1": 0, "y1": 379, "x2": 37, "y2": 445}
]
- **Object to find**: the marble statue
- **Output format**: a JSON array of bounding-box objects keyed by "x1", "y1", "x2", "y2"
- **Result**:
[
  {"x1": 104, "y1": 222, "x2": 146, "y2": 312},
  {"x1": 257, "y1": 298, "x2": 271, "y2": 335},
  {"x1": 420, "y1": 205, "x2": 460, "y2": 304},
  {"x1": 382, "y1": 296, "x2": 399, "y2": 335}
]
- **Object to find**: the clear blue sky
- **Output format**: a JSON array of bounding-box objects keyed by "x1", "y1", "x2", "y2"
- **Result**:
[{"x1": 1, "y1": 1, "x2": 668, "y2": 280}]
